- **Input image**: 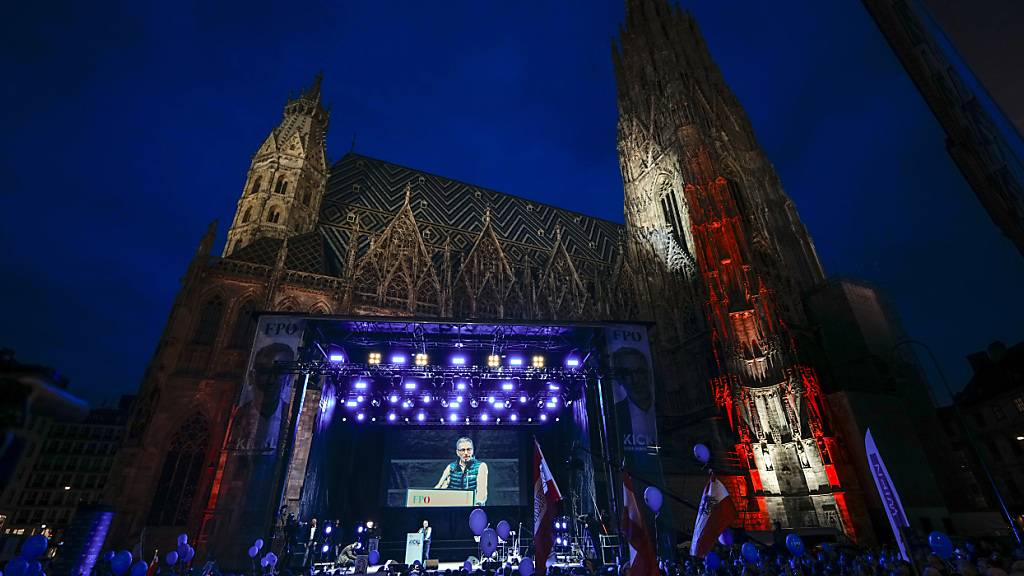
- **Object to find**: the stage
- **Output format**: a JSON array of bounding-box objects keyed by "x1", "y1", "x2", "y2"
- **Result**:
[{"x1": 204, "y1": 316, "x2": 662, "y2": 570}]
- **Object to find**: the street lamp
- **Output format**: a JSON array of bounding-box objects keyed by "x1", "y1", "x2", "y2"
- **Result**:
[{"x1": 895, "y1": 339, "x2": 1023, "y2": 545}]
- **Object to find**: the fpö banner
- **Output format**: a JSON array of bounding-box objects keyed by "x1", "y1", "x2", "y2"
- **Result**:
[
  {"x1": 865, "y1": 428, "x2": 911, "y2": 562},
  {"x1": 605, "y1": 325, "x2": 658, "y2": 467},
  {"x1": 230, "y1": 315, "x2": 306, "y2": 453}
]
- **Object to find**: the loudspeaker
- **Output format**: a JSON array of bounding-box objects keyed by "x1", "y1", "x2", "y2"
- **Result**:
[{"x1": 425, "y1": 559, "x2": 440, "y2": 570}]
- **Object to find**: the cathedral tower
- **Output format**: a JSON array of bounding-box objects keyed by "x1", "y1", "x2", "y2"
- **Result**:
[
  {"x1": 223, "y1": 75, "x2": 329, "y2": 256},
  {"x1": 614, "y1": 0, "x2": 859, "y2": 536}
]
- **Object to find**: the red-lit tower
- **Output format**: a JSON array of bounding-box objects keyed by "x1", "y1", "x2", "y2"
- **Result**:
[{"x1": 614, "y1": 0, "x2": 857, "y2": 536}]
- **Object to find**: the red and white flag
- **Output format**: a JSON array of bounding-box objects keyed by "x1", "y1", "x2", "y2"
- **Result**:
[
  {"x1": 690, "y1": 474, "x2": 738, "y2": 558},
  {"x1": 621, "y1": 471, "x2": 658, "y2": 576},
  {"x1": 533, "y1": 438, "x2": 562, "y2": 576}
]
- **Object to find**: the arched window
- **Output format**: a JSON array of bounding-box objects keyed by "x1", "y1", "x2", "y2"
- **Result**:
[
  {"x1": 192, "y1": 296, "x2": 224, "y2": 344},
  {"x1": 250, "y1": 176, "x2": 262, "y2": 195},
  {"x1": 274, "y1": 178, "x2": 288, "y2": 195},
  {"x1": 268, "y1": 209, "x2": 281, "y2": 224},
  {"x1": 229, "y1": 301, "x2": 258, "y2": 349},
  {"x1": 147, "y1": 414, "x2": 209, "y2": 526},
  {"x1": 242, "y1": 207, "x2": 252, "y2": 223},
  {"x1": 301, "y1": 189, "x2": 311, "y2": 206}
]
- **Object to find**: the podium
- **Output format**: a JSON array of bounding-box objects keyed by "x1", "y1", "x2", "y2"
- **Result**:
[
  {"x1": 405, "y1": 533, "x2": 424, "y2": 565},
  {"x1": 404, "y1": 488, "x2": 474, "y2": 507}
]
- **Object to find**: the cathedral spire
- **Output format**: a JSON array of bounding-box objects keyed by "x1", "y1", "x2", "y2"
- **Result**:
[{"x1": 223, "y1": 76, "x2": 331, "y2": 257}]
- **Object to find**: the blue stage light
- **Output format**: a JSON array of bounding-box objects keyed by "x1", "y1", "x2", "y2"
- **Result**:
[
  {"x1": 501, "y1": 382, "x2": 514, "y2": 391},
  {"x1": 326, "y1": 525, "x2": 332, "y2": 534},
  {"x1": 452, "y1": 356, "x2": 466, "y2": 366},
  {"x1": 566, "y1": 358, "x2": 580, "y2": 368},
  {"x1": 480, "y1": 413, "x2": 489, "y2": 422},
  {"x1": 417, "y1": 412, "x2": 426, "y2": 422},
  {"x1": 322, "y1": 544, "x2": 330, "y2": 553},
  {"x1": 510, "y1": 414, "x2": 519, "y2": 422},
  {"x1": 329, "y1": 353, "x2": 345, "y2": 362},
  {"x1": 391, "y1": 354, "x2": 407, "y2": 364},
  {"x1": 356, "y1": 413, "x2": 365, "y2": 422},
  {"x1": 422, "y1": 395, "x2": 432, "y2": 403},
  {"x1": 457, "y1": 381, "x2": 468, "y2": 391},
  {"x1": 388, "y1": 413, "x2": 397, "y2": 422},
  {"x1": 404, "y1": 381, "x2": 417, "y2": 390},
  {"x1": 448, "y1": 413, "x2": 459, "y2": 422},
  {"x1": 354, "y1": 380, "x2": 368, "y2": 390},
  {"x1": 509, "y1": 357, "x2": 523, "y2": 367}
]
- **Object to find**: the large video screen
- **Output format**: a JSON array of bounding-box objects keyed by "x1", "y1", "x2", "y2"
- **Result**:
[{"x1": 384, "y1": 429, "x2": 524, "y2": 507}]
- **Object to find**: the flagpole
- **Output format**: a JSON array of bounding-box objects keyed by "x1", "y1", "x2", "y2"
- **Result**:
[{"x1": 573, "y1": 443, "x2": 698, "y2": 511}]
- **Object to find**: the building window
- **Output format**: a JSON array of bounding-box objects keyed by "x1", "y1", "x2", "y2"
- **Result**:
[
  {"x1": 229, "y1": 301, "x2": 258, "y2": 349},
  {"x1": 242, "y1": 207, "x2": 252, "y2": 223},
  {"x1": 147, "y1": 414, "x2": 210, "y2": 526},
  {"x1": 268, "y1": 209, "x2": 281, "y2": 224},
  {"x1": 274, "y1": 178, "x2": 288, "y2": 195},
  {"x1": 192, "y1": 296, "x2": 225, "y2": 345},
  {"x1": 250, "y1": 176, "x2": 262, "y2": 195},
  {"x1": 301, "y1": 189, "x2": 311, "y2": 206}
]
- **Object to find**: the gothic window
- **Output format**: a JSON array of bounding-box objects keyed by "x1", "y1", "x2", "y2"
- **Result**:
[
  {"x1": 274, "y1": 178, "x2": 288, "y2": 195},
  {"x1": 268, "y1": 209, "x2": 281, "y2": 224},
  {"x1": 242, "y1": 207, "x2": 252, "y2": 224},
  {"x1": 192, "y1": 296, "x2": 225, "y2": 345},
  {"x1": 147, "y1": 414, "x2": 209, "y2": 526},
  {"x1": 229, "y1": 301, "x2": 258, "y2": 349},
  {"x1": 250, "y1": 176, "x2": 262, "y2": 195},
  {"x1": 301, "y1": 189, "x2": 311, "y2": 206}
]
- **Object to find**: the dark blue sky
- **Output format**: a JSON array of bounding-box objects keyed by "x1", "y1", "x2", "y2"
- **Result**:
[{"x1": 2, "y1": 1, "x2": 1022, "y2": 406}]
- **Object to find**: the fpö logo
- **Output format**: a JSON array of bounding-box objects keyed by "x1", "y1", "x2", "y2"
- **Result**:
[{"x1": 412, "y1": 495, "x2": 432, "y2": 504}]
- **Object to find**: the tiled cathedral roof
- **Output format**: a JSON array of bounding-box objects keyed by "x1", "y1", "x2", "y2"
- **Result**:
[{"x1": 317, "y1": 153, "x2": 624, "y2": 268}]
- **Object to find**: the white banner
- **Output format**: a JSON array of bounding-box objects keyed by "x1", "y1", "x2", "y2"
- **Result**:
[{"x1": 865, "y1": 428, "x2": 910, "y2": 561}]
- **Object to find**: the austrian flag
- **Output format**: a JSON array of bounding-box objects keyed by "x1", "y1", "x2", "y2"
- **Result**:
[
  {"x1": 690, "y1": 475, "x2": 738, "y2": 558},
  {"x1": 533, "y1": 438, "x2": 562, "y2": 576}
]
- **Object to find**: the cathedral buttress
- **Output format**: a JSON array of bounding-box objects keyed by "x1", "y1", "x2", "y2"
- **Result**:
[{"x1": 224, "y1": 75, "x2": 330, "y2": 256}]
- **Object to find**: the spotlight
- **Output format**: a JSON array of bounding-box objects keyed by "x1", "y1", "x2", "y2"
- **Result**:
[
  {"x1": 540, "y1": 414, "x2": 548, "y2": 422},
  {"x1": 449, "y1": 413, "x2": 459, "y2": 422},
  {"x1": 325, "y1": 525, "x2": 332, "y2": 534},
  {"x1": 404, "y1": 381, "x2": 418, "y2": 390},
  {"x1": 417, "y1": 412, "x2": 426, "y2": 422},
  {"x1": 322, "y1": 544, "x2": 330, "y2": 554},
  {"x1": 371, "y1": 399, "x2": 380, "y2": 407},
  {"x1": 345, "y1": 400, "x2": 358, "y2": 408},
  {"x1": 357, "y1": 525, "x2": 365, "y2": 534},
  {"x1": 510, "y1": 414, "x2": 519, "y2": 422},
  {"x1": 389, "y1": 395, "x2": 399, "y2": 403},
  {"x1": 391, "y1": 354, "x2": 407, "y2": 365},
  {"x1": 501, "y1": 382, "x2": 514, "y2": 391},
  {"x1": 441, "y1": 399, "x2": 449, "y2": 408},
  {"x1": 509, "y1": 357, "x2": 523, "y2": 367},
  {"x1": 415, "y1": 353, "x2": 428, "y2": 366},
  {"x1": 566, "y1": 358, "x2": 580, "y2": 367},
  {"x1": 532, "y1": 355, "x2": 544, "y2": 368},
  {"x1": 368, "y1": 352, "x2": 381, "y2": 364},
  {"x1": 487, "y1": 355, "x2": 500, "y2": 368},
  {"x1": 481, "y1": 413, "x2": 490, "y2": 422},
  {"x1": 457, "y1": 382, "x2": 468, "y2": 391},
  {"x1": 354, "y1": 380, "x2": 368, "y2": 390},
  {"x1": 452, "y1": 356, "x2": 467, "y2": 366},
  {"x1": 488, "y1": 396, "x2": 495, "y2": 403},
  {"x1": 519, "y1": 395, "x2": 528, "y2": 403},
  {"x1": 357, "y1": 413, "x2": 365, "y2": 422},
  {"x1": 357, "y1": 395, "x2": 365, "y2": 403},
  {"x1": 388, "y1": 413, "x2": 397, "y2": 422},
  {"x1": 470, "y1": 399, "x2": 479, "y2": 408},
  {"x1": 329, "y1": 353, "x2": 345, "y2": 363},
  {"x1": 457, "y1": 395, "x2": 464, "y2": 402},
  {"x1": 402, "y1": 400, "x2": 412, "y2": 408},
  {"x1": 547, "y1": 383, "x2": 560, "y2": 391},
  {"x1": 423, "y1": 395, "x2": 432, "y2": 403}
]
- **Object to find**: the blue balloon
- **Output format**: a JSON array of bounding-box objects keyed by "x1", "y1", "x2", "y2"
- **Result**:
[
  {"x1": 741, "y1": 542, "x2": 760, "y2": 564},
  {"x1": 254, "y1": 538, "x2": 265, "y2": 550},
  {"x1": 6, "y1": 558, "x2": 29, "y2": 576},
  {"x1": 463, "y1": 559, "x2": 473, "y2": 572},
  {"x1": 111, "y1": 551, "x2": 133, "y2": 576},
  {"x1": 177, "y1": 533, "x2": 188, "y2": 546},
  {"x1": 130, "y1": 561, "x2": 148, "y2": 576},
  {"x1": 705, "y1": 551, "x2": 721, "y2": 571},
  {"x1": 643, "y1": 486, "x2": 663, "y2": 513},
  {"x1": 104, "y1": 551, "x2": 116, "y2": 562},
  {"x1": 266, "y1": 552, "x2": 278, "y2": 566},
  {"x1": 718, "y1": 528, "x2": 734, "y2": 546},
  {"x1": 24, "y1": 561, "x2": 41, "y2": 576},
  {"x1": 20, "y1": 535, "x2": 48, "y2": 560},
  {"x1": 248, "y1": 546, "x2": 259, "y2": 558},
  {"x1": 519, "y1": 557, "x2": 535, "y2": 576},
  {"x1": 469, "y1": 508, "x2": 488, "y2": 536},
  {"x1": 786, "y1": 533, "x2": 805, "y2": 557},
  {"x1": 183, "y1": 545, "x2": 195, "y2": 563},
  {"x1": 480, "y1": 528, "x2": 498, "y2": 557},
  {"x1": 165, "y1": 551, "x2": 178, "y2": 566},
  {"x1": 368, "y1": 550, "x2": 381, "y2": 565},
  {"x1": 496, "y1": 520, "x2": 511, "y2": 541},
  {"x1": 928, "y1": 531, "x2": 953, "y2": 560}
]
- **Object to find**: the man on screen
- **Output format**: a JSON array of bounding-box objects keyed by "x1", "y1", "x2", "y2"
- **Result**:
[{"x1": 434, "y1": 437, "x2": 489, "y2": 505}]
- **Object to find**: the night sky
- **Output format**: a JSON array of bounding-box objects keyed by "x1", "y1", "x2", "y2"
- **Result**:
[{"x1": 3, "y1": 1, "x2": 1022, "y2": 406}]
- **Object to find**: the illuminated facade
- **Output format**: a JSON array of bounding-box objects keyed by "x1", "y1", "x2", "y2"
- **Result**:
[{"x1": 614, "y1": 0, "x2": 857, "y2": 534}]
